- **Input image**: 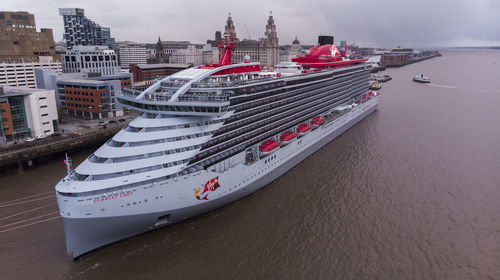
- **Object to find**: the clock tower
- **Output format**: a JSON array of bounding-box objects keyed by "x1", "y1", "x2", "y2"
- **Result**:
[{"x1": 264, "y1": 11, "x2": 279, "y2": 67}]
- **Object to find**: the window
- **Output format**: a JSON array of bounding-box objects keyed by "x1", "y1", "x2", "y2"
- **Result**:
[
  {"x1": 44, "y1": 130, "x2": 51, "y2": 133},
  {"x1": 41, "y1": 113, "x2": 48, "y2": 117},
  {"x1": 39, "y1": 97, "x2": 46, "y2": 100},
  {"x1": 40, "y1": 105, "x2": 47, "y2": 108},
  {"x1": 42, "y1": 122, "x2": 49, "y2": 125}
]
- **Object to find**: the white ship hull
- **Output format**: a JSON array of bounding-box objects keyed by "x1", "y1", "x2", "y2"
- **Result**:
[{"x1": 57, "y1": 97, "x2": 378, "y2": 258}]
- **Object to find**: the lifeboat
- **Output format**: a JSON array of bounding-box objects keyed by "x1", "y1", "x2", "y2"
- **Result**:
[
  {"x1": 310, "y1": 116, "x2": 326, "y2": 128},
  {"x1": 368, "y1": 91, "x2": 377, "y2": 97},
  {"x1": 259, "y1": 139, "x2": 280, "y2": 156},
  {"x1": 361, "y1": 94, "x2": 369, "y2": 102},
  {"x1": 279, "y1": 130, "x2": 298, "y2": 145},
  {"x1": 296, "y1": 123, "x2": 312, "y2": 137}
]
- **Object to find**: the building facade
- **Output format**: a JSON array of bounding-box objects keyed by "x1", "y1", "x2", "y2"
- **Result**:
[
  {"x1": 62, "y1": 45, "x2": 120, "y2": 76},
  {"x1": 129, "y1": 63, "x2": 190, "y2": 82},
  {"x1": 0, "y1": 86, "x2": 58, "y2": 142},
  {"x1": 59, "y1": 8, "x2": 117, "y2": 51},
  {"x1": 56, "y1": 79, "x2": 123, "y2": 119},
  {"x1": 216, "y1": 13, "x2": 279, "y2": 67},
  {"x1": 0, "y1": 59, "x2": 62, "y2": 88},
  {"x1": 169, "y1": 44, "x2": 219, "y2": 66},
  {"x1": 118, "y1": 43, "x2": 147, "y2": 71},
  {"x1": 0, "y1": 11, "x2": 58, "y2": 63},
  {"x1": 35, "y1": 69, "x2": 131, "y2": 109}
]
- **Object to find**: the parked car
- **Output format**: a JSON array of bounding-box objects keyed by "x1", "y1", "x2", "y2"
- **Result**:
[
  {"x1": 108, "y1": 120, "x2": 117, "y2": 124},
  {"x1": 26, "y1": 137, "x2": 35, "y2": 142},
  {"x1": 98, "y1": 121, "x2": 107, "y2": 127},
  {"x1": 118, "y1": 118, "x2": 126, "y2": 122}
]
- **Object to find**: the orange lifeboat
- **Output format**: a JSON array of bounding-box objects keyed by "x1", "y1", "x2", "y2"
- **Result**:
[
  {"x1": 279, "y1": 130, "x2": 298, "y2": 145},
  {"x1": 259, "y1": 139, "x2": 280, "y2": 156},
  {"x1": 296, "y1": 123, "x2": 312, "y2": 137},
  {"x1": 310, "y1": 116, "x2": 326, "y2": 128}
]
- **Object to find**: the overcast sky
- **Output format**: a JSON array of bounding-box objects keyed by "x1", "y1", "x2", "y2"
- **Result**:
[{"x1": 3, "y1": 0, "x2": 500, "y2": 48}]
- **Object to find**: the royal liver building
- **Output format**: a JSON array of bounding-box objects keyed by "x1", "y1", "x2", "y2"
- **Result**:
[{"x1": 223, "y1": 12, "x2": 279, "y2": 67}]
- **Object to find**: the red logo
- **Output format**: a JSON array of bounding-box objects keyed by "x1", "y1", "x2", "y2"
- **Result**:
[{"x1": 194, "y1": 176, "x2": 221, "y2": 200}]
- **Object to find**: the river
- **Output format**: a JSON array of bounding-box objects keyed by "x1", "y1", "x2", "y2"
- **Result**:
[{"x1": 0, "y1": 50, "x2": 499, "y2": 280}]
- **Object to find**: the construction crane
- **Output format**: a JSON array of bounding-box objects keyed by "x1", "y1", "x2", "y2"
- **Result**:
[{"x1": 244, "y1": 24, "x2": 251, "y2": 40}]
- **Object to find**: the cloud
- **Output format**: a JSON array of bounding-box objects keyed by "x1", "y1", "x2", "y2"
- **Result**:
[{"x1": 2, "y1": 0, "x2": 500, "y2": 47}]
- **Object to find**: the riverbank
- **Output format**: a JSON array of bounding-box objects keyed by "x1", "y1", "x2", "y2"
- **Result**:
[
  {"x1": 0, "y1": 125, "x2": 122, "y2": 176},
  {"x1": 383, "y1": 53, "x2": 442, "y2": 67}
]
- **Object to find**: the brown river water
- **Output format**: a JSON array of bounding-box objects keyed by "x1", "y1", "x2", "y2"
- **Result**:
[{"x1": 0, "y1": 50, "x2": 499, "y2": 280}]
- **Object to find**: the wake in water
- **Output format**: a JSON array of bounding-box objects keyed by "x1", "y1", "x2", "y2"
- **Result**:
[
  {"x1": 0, "y1": 190, "x2": 59, "y2": 234},
  {"x1": 428, "y1": 83, "x2": 500, "y2": 94}
]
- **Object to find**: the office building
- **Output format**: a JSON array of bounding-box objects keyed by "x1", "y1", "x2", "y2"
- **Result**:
[
  {"x1": 118, "y1": 43, "x2": 147, "y2": 71},
  {"x1": 59, "y1": 8, "x2": 117, "y2": 51},
  {"x1": 61, "y1": 45, "x2": 120, "y2": 76},
  {"x1": 35, "y1": 69, "x2": 131, "y2": 108},
  {"x1": 0, "y1": 11, "x2": 58, "y2": 63},
  {"x1": 56, "y1": 79, "x2": 123, "y2": 119},
  {"x1": 0, "y1": 86, "x2": 58, "y2": 143},
  {"x1": 0, "y1": 58, "x2": 62, "y2": 88}
]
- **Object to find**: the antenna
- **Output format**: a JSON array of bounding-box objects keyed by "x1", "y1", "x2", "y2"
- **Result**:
[{"x1": 63, "y1": 153, "x2": 72, "y2": 176}]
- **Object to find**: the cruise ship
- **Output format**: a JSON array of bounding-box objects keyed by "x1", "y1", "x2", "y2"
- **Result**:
[{"x1": 55, "y1": 35, "x2": 379, "y2": 258}]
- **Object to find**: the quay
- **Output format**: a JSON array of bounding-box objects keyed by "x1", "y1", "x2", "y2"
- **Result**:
[
  {"x1": 0, "y1": 122, "x2": 126, "y2": 175},
  {"x1": 380, "y1": 48, "x2": 441, "y2": 68}
]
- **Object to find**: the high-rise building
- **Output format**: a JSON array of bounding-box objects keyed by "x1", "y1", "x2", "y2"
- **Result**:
[
  {"x1": 0, "y1": 86, "x2": 59, "y2": 143},
  {"x1": 58, "y1": 8, "x2": 117, "y2": 51},
  {"x1": 118, "y1": 44, "x2": 147, "y2": 71},
  {"x1": 61, "y1": 45, "x2": 120, "y2": 76},
  {"x1": 0, "y1": 58, "x2": 62, "y2": 88},
  {"x1": 0, "y1": 11, "x2": 57, "y2": 63}
]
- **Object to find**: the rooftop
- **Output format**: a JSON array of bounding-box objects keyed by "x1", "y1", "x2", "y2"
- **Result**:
[
  {"x1": 0, "y1": 86, "x2": 50, "y2": 96},
  {"x1": 135, "y1": 63, "x2": 191, "y2": 70}
]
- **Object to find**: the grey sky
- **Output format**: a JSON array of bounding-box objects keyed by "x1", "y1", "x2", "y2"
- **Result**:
[{"x1": 3, "y1": 0, "x2": 500, "y2": 48}]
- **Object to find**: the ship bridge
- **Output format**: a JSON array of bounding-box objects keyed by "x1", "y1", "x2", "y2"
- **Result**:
[{"x1": 117, "y1": 62, "x2": 261, "y2": 117}]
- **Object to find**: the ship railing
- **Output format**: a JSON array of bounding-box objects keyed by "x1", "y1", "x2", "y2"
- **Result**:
[
  {"x1": 191, "y1": 76, "x2": 275, "y2": 88},
  {"x1": 177, "y1": 95, "x2": 229, "y2": 103}
]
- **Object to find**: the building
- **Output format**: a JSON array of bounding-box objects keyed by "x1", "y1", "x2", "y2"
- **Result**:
[
  {"x1": 62, "y1": 45, "x2": 120, "y2": 76},
  {"x1": 59, "y1": 8, "x2": 117, "y2": 51},
  {"x1": 0, "y1": 86, "x2": 58, "y2": 143},
  {"x1": 56, "y1": 79, "x2": 123, "y2": 119},
  {"x1": 169, "y1": 44, "x2": 219, "y2": 65},
  {"x1": 0, "y1": 58, "x2": 62, "y2": 88},
  {"x1": 279, "y1": 36, "x2": 303, "y2": 62},
  {"x1": 218, "y1": 12, "x2": 279, "y2": 67},
  {"x1": 35, "y1": 69, "x2": 131, "y2": 108},
  {"x1": 118, "y1": 43, "x2": 147, "y2": 71},
  {"x1": 129, "y1": 63, "x2": 190, "y2": 82},
  {"x1": 0, "y1": 11, "x2": 58, "y2": 63}
]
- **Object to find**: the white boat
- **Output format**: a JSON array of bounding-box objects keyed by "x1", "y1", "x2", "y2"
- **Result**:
[{"x1": 413, "y1": 74, "x2": 431, "y2": 83}]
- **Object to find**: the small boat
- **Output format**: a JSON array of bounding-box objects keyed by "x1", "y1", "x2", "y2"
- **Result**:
[
  {"x1": 279, "y1": 130, "x2": 298, "y2": 145},
  {"x1": 368, "y1": 91, "x2": 377, "y2": 97},
  {"x1": 259, "y1": 139, "x2": 280, "y2": 156},
  {"x1": 373, "y1": 74, "x2": 392, "y2": 82},
  {"x1": 413, "y1": 74, "x2": 430, "y2": 83},
  {"x1": 310, "y1": 116, "x2": 326, "y2": 128},
  {"x1": 296, "y1": 123, "x2": 312, "y2": 137},
  {"x1": 369, "y1": 82, "x2": 381, "y2": 90}
]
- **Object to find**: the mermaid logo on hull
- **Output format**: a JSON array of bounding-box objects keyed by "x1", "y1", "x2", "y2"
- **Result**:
[{"x1": 194, "y1": 176, "x2": 221, "y2": 200}]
